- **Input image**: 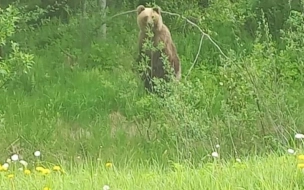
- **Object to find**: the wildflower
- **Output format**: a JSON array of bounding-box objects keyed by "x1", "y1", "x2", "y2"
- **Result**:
[
  {"x1": 103, "y1": 185, "x2": 110, "y2": 190},
  {"x1": 34, "y1": 151, "x2": 41, "y2": 157},
  {"x1": 7, "y1": 174, "x2": 14, "y2": 179},
  {"x1": 105, "y1": 162, "x2": 113, "y2": 168},
  {"x1": 36, "y1": 166, "x2": 44, "y2": 172},
  {"x1": 19, "y1": 160, "x2": 28, "y2": 167},
  {"x1": 24, "y1": 169, "x2": 31, "y2": 175},
  {"x1": 236, "y1": 158, "x2": 241, "y2": 163},
  {"x1": 298, "y1": 163, "x2": 304, "y2": 169},
  {"x1": 298, "y1": 155, "x2": 304, "y2": 161},
  {"x1": 6, "y1": 158, "x2": 11, "y2": 163},
  {"x1": 11, "y1": 154, "x2": 19, "y2": 161},
  {"x1": 287, "y1": 149, "x2": 295, "y2": 154},
  {"x1": 215, "y1": 144, "x2": 220, "y2": 148},
  {"x1": 295, "y1": 133, "x2": 304, "y2": 139},
  {"x1": 53, "y1": 165, "x2": 61, "y2": 171},
  {"x1": 2, "y1": 163, "x2": 9, "y2": 170},
  {"x1": 211, "y1": 152, "x2": 219, "y2": 158},
  {"x1": 42, "y1": 169, "x2": 51, "y2": 175},
  {"x1": 43, "y1": 187, "x2": 51, "y2": 190}
]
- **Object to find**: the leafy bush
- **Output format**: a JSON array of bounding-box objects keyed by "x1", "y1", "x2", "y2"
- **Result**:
[{"x1": 0, "y1": 5, "x2": 34, "y2": 89}]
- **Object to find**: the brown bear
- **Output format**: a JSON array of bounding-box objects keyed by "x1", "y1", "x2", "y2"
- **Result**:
[{"x1": 136, "y1": 5, "x2": 181, "y2": 93}]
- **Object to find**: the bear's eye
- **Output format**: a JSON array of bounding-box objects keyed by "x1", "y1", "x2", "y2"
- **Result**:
[{"x1": 152, "y1": 15, "x2": 155, "y2": 19}]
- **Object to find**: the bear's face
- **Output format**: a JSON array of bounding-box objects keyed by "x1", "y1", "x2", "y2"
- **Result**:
[{"x1": 136, "y1": 5, "x2": 163, "y2": 32}]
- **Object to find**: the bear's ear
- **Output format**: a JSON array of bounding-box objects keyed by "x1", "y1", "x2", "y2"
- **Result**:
[
  {"x1": 153, "y1": 6, "x2": 161, "y2": 14},
  {"x1": 136, "y1": 5, "x2": 145, "y2": 15}
]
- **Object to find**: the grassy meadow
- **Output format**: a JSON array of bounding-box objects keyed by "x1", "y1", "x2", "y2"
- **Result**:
[
  {"x1": 1, "y1": 1, "x2": 304, "y2": 189},
  {"x1": 0, "y1": 152, "x2": 304, "y2": 189}
]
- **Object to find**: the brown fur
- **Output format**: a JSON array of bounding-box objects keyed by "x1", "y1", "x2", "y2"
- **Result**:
[{"x1": 136, "y1": 5, "x2": 181, "y2": 92}]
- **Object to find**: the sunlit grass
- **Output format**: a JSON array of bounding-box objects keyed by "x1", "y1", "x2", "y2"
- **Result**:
[{"x1": 0, "y1": 150, "x2": 304, "y2": 189}]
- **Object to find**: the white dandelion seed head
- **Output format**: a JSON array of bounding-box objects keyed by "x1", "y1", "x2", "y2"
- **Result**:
[
  {"x1": 287, "y1": 148, "x2": 295, "y2": 154},
  {"x1": 211, "y1": 151, "x2": 219, "y2": 158},
  {"x1": 6, "y1": 158, "x2": 11, "y2": 163},
  {"x1": 215, "y1": 144, "x2": 220, "y2": 148},
  {"x1": 295, "y1": 133, "x2": 304, "y2": 139},
  {"x1": 103, "y1": 185, "x2": 110, "y2": 190},
  {"x1": 236, "y1": 158, "x2": 241, "y2": 163},
  {"x1": 2, "y1": 163, "x2": 9, "y2": 169},
  {"x1": 11, "y1": 154, "x2": 19, "y2": 161},
  {"x1": 34, "y1": 151, "x2": 41, "y2": 157},
  {"x1": 19, "y1": 160, "x2": 28, "y2": 167}
]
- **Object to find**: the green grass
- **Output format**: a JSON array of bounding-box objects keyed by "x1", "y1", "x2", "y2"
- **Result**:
[
  {"x1": 2, "y1": 3, "x2": 304, "y2": 189},
  {"x1": 1, "y1": 153, "x2": 304, "y2": 190}
]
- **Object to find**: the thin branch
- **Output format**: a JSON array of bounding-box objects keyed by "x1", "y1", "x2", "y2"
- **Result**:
[
  {"x1": 100, "y1": 10, "x2": 136, "y2": 25},
  {"x1": 59, "y1": 47, "x2": 75, "y2": 58},
  {"x1": 162, "y1": 11, "x2": 228, "y2": 60},
  {"x1": 94, "y1": 10, "x2": 136, "y2": 33},
  {"x1": 162, "y1": 11, "x2": 228, "y2": 78},
  {"x1": 186, "y1": 34, "x2": 204, "y2": 79}
]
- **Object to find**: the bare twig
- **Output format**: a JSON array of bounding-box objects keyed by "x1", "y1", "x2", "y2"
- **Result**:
[
  {"x1": 59, "y1": 47, "x2": 78, "y2": 70},
  {"x1": 108, "y1": 10, "x2": 137, "y2": 20},
  {"x1": 162, "y1": 11, "x2": 228, "y2": 78},
  {"x1": 59, "y1": 47, "x2": 75, "y2": 59},
  {"x1": 186, "y1": 34, "x2": 204, "y2": 79},
  {"x1": 162, "y1": 11, "x2": 228, "y2": 59},
  {"x1": 93, "y1": 10, "x2": 136, "y2": 33}
]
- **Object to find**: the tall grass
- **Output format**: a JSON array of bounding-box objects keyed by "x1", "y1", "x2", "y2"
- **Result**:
[
  {"x1": 1, "y1": 2, "x2": 304, "y2": 168},
  {"x1": 0, "y1": 152, "x2": 304, "y2": 189}
]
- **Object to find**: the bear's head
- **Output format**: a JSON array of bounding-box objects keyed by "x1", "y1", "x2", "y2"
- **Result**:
[{"x1": 136, "y1": 5, "x2": 163, "y2": 32}]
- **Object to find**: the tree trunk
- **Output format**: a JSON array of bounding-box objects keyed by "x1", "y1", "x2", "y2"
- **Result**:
[
  {"x1": 81, "y1": 0, "x2": 87, "y2": 51},
  {"x1": 99, "y1": 0, "x2": 106, "y2": 38}
]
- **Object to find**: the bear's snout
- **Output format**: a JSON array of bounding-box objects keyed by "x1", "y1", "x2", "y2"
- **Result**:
[
  {"x1": 147, "y1": 21, "x2": 153, "y2": 26},
  {"x1": 147, "y1": 18, "x2": 156, "y2": 27}
]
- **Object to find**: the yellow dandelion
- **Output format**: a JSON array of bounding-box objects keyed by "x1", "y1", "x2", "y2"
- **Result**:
[
  {"x1": 53, "y1": 165, "x2": 61, "y2": 171},
  {"x1": 36, "y1": 166, "x2": 44, "y2": 172},
  {"x1": 24, "y1": 169, "x2": 31, "y2": 175},
  {"x1": 2, "y1": 163, "x2": 9, "y2": 171},
  {"x1": 297, "y1": 163, "x2": 304, "y2": 169},
  {"x1": 298, "y1": 155, "x2": 304, "y2": 161},
  {"x1": 42, "y1": 168, "x2": 51, "y2": 175},
  {"x1": 43, "y1": 187, "x2": 51, "y2": 190},
  {"x1": 105, "y1": 162, "x2": 113, "y2": 168},
  {"x1": 7, "y1": 174, "x2": 14, "y2": 179}
]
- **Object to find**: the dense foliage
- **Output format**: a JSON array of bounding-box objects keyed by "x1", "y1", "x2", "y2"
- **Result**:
[{"x1": 0, "y1": 0, "x2": 304, "y2": 165}]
